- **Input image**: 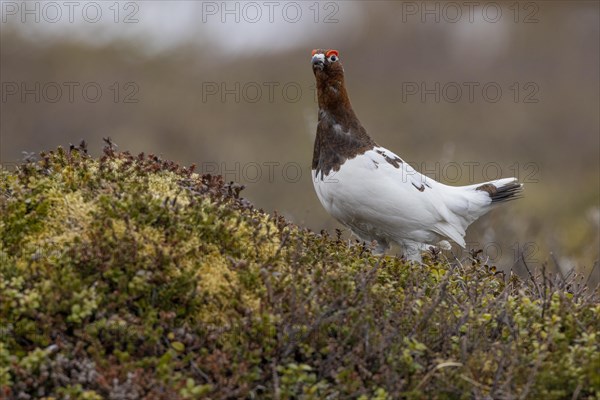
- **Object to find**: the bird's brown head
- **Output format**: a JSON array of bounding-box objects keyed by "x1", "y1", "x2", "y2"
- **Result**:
[{"x1": 311, "y1": 49, "x2": 343, "y2": 79}]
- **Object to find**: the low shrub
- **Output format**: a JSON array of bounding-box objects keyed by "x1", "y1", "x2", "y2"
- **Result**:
[{"x1": 1, "y1": 143, "x2": 598, "y2": 399}]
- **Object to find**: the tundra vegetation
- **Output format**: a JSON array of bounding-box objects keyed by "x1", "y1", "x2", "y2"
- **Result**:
[{"x1": 1, "y1": 143, "x2": 598, "y2": 399}]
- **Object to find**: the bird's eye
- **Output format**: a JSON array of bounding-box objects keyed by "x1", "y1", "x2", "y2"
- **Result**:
[{"x1": 325, "y1": 49, "x2": 339, "y2": 61}]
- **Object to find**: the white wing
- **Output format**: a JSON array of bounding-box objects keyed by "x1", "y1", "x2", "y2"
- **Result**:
[{"x1": 313, "y1": 146, "x2": 494, "y2": 247}]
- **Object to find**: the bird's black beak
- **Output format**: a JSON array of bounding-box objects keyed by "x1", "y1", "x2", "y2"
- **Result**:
[{"x1": 311, "y1": 54, "x2": 325, "y2": 71}]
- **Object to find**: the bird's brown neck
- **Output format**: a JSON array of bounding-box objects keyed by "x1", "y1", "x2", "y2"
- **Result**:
[
  {"x1": 312, "y1": 73, "x2": 376, "y2": 178},
  {"x1": 316, "y1": 76, "x2": 354, "y2": 119}
]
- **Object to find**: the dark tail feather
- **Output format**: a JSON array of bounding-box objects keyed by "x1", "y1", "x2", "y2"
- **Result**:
[{"x1": 476, "y1": 180, "x2": 524, "y2": 204}]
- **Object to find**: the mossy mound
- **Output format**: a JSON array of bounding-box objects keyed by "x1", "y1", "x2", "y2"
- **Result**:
[{"x1": 1, "y1": 144, "x2": 598, "y2": 399}]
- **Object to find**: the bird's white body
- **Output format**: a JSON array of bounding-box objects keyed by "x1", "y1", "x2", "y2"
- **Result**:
[{"x1": 312, "y1": 146, "x2": 519, "y2": 259}]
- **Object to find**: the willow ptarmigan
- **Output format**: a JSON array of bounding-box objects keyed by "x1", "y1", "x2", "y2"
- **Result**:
[{"x1": 310, "y1": 49, "x2": 523, "y2": 261}]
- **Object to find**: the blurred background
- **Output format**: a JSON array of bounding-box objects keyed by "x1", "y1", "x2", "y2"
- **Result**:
[{"x1": 1, "y1": 1, "x2": 598, "y2": 281}]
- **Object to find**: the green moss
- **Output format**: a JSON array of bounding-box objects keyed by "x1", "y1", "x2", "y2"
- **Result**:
[{"x1": 1, "y1": 145, "x2": 598, "y2": 399}]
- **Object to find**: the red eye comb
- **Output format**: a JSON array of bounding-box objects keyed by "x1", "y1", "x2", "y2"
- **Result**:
[
  {"x1": 311, "y1": 49, "x2": 318, "y2": 56},
  {"x1": 325, "y1": 50, "x2": 339, "y2": 58}
]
